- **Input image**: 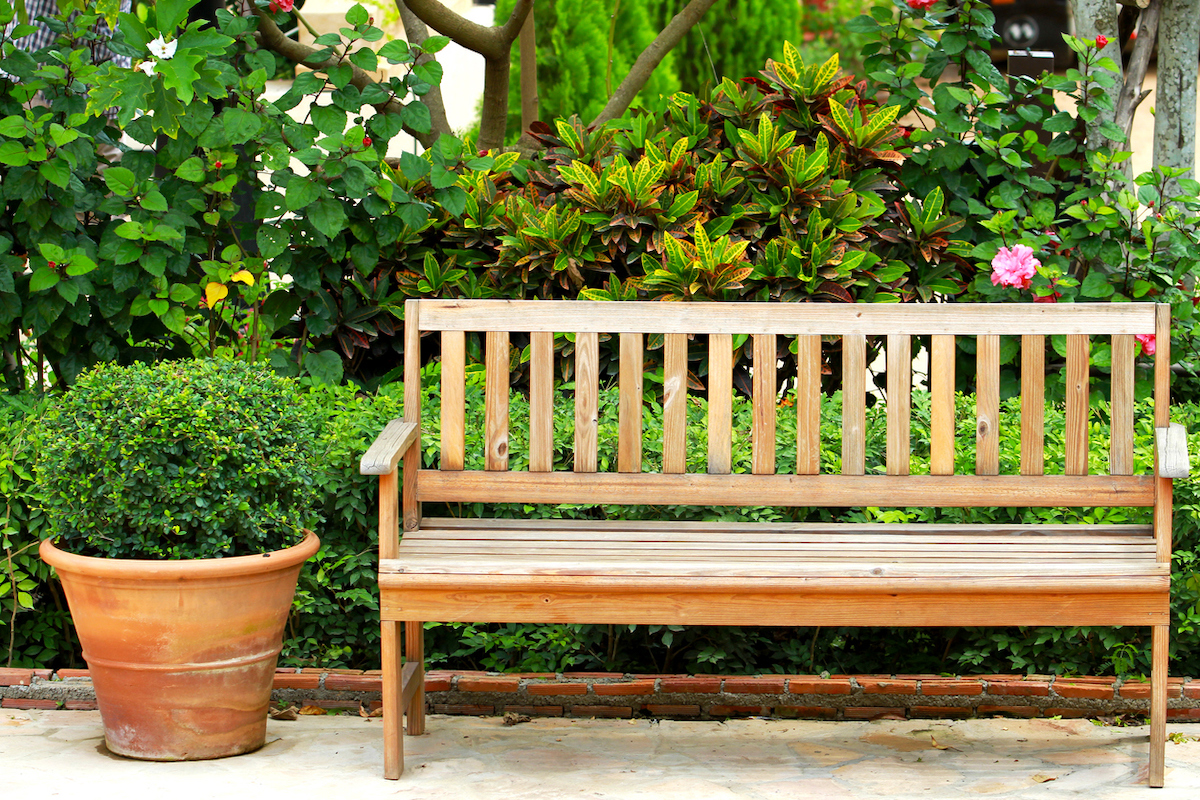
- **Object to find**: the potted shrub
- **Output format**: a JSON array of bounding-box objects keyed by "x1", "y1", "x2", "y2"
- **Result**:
[{"x1": 34, "y1": 359, "x2": 321, "y2": 761}]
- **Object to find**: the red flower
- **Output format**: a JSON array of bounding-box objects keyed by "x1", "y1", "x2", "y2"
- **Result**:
[
  {"x1": 906, "y1": 0, "x2": 936, "y2": 10},
  {"x1": 1096, "y1": 35, "x2": 1109, "y2": 48},
  {"x1": 1032, "y1": 291, "x2": 1061, "y2": 304}
]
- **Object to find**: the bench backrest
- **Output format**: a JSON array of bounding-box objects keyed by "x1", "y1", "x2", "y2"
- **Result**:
[{"x1": 403, "y1": 299, "x2": 1171, "y2": 526}]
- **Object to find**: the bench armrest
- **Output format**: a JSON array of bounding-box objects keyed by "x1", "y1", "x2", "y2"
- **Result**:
[
  {"x1": 360, "y1": 420, "x2": 420, "y2": 476},
  {"x1": 1156, "y1": 423, "x2": 1190, "y2": 479}
]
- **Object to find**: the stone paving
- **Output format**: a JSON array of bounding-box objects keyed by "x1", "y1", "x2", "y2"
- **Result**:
[{"x1": 4, "y1": 709, "x2": 1200, "y2": 798}]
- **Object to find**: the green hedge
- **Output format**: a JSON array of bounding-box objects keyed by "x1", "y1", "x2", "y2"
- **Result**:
[{"x1": 5, "y1": 375, "x2": 1200, "y2": 677}]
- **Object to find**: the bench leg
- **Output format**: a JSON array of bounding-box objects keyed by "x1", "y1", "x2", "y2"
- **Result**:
[
  {"x1": 1150, "y1": 624, "x2": 1169, "y2": 788},
  {"x1": 405, "y1": 620, "x2": 426, "y2": 736},
  {"x1": 381, "y1": 619, "x2": 405, "y2": 779}
]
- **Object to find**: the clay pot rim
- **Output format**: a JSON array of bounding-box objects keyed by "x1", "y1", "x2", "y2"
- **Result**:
[{"x1": 39, "y1": 530, "x2": 320, "y2": 579}]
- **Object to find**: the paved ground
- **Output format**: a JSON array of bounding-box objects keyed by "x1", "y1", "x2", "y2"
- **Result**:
[{"x1": 4, "y1": 709, "x2": 1200, "y2": 798}]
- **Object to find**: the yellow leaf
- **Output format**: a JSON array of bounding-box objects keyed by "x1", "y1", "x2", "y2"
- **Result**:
[
  {"x1": 205, "y1": 282, "x2": 228, "y2": 307},
  {"x1": 230, "y1": 270, "x2": 255, "y2": 286}
]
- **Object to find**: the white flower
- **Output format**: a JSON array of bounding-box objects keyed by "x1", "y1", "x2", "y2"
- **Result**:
[
  {"x1": 148, "y1": 36, "x2": 177, "y2": 60},
  {"x1": 137, "y1": 60, "x2": 156, "y2": 77}
]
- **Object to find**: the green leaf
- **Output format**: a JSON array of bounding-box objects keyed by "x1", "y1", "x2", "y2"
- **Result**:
[
  {"x1": 175, "y1": 156, "x2": 205, "y2": 182},
  {"x1": 326, "y1": 64, "x2": 354, "y2": 89},
  {"x1": 398, "y1": 151, "x2": 429, "y2": 181},
  {"x1": 102, "y1": 165, "x2": 137, "y2": 196},
  {"x1": 1080, "y1": 271, "x2": 1114, "y2": 298},
  {"x1": 346, "y1": 3, "x2": 369, "y2": 26},
  {"x1": 378, "y1": 39, "x2": 411, "y2": 63},
  {"x1": 308, "y1": 198, "x2": 348, "y2": 239},
  {"x1": 257, "y1": 225, "x2": 289, "y2": 259},
  {"x1": 421, "y1": 35, "x2": 450, "y2": 54},
  {"x1": 137, "y1": 190, "x2": 167, "y2": 212},
  {"x1": 0, "y1": 141, "x2": 29, "y2": 166},
  {"x1": 0, "y1": 114, "x2": 27, "y2": 138},
  {"x1": 311, "y1": 104, "x2": 347, "y2": 135},
  {"x1": 349, "y1": 47, "x2": 377, "y2": 73},
  {"x1": 303, "y1": 349, "x2": 344, "y2": 385},
  {"x1": 286, "y1": 176, "x2": 322, "y2": 211},
  {"x1": 38, "y1": 158, "x2": 69, "y2": 188},
  {"x1": 161, "y1": 306, "x2": 187, "y2": 334},
  {"x1": 28, "y1": 267, "x2": 59, "y2": 292},
  {"x1": 223, "y1": 107, "x2": 263, "y2": 144}
]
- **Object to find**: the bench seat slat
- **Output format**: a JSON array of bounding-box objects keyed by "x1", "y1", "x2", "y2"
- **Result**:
[
  {"x1": 384, "y1": 556, "x2": 1164, "y2": 579},
  {"x1": 420, "y1": 518, "x2": 1153, "y2": 536}
]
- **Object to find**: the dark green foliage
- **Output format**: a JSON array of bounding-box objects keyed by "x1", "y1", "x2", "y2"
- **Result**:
[{"x1": 33, "y1": 360, "x2": 319, "y2": 560}]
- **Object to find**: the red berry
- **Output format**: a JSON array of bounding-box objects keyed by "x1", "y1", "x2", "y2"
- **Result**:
[
  {"x1": 363, "y1": 136, "x2": 373, "y2": 147},
  {"x1": 48, "y1": 261, "x2": 56, "y2": 269},
  {"x1": 214, "y1": 160, "x2": 223, "y2": 169}
]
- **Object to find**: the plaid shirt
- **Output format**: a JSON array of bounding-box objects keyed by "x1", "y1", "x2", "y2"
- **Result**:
[{"x1": 5, "y1": 0, "x2": 132, "y2": 69}]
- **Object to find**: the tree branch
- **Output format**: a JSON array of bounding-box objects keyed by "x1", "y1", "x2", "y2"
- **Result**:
[
  {"x1": 395, "y1": 1, "x2": 452, "y2": 141},
  {"x1": 1115, "y1": 0, "x2": 1160, "y2": 140},
  {"x1": 252, "y1": 8, "x2": 440, "y2": 148},
  {"x1": 402, "y1": 0, "x2": 533, "y2": 151},
  {"x1": 402, "y1": 0, "x2": 531, "y2": 61},
  {"x1": 591, "y1": 0, "x2": 719, "y2": 128}
]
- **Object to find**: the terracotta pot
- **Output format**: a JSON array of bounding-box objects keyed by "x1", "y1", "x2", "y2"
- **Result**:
[{"x1": 40, "y1": 531, "x2": 319, "y2": 761}]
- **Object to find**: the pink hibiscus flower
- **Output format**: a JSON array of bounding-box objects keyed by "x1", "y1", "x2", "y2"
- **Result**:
[
  {"x1": 907, "y1": 0, "x2": 937, "y2": 9},
  {"x1": 1136, "y1": 333, "x2": 1155, "y2": 356},
  {"x1": 990, "y1": 245, "x2": 1041, "y2": 290}
]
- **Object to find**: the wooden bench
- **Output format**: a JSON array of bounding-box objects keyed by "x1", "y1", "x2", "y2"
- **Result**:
[{"x1": 361, "y1": 299, "x2": 1189, "y2": 786}]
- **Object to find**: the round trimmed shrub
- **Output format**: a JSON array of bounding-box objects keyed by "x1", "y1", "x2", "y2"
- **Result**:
[{"x1": 34, "y1": 359, "x2": 319, "y2": 559}]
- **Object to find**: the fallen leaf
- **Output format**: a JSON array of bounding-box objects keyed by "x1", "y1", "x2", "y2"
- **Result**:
[
  {"x1": 268, "y1": 705, "x2": 298, "y2": 721},
  {"x1": 359, "y1": 704, "x2": 383, "y2": 718},
  {"x1": 299, "y1": 705, "x2": 328, "y2": 716},
  {"x1": 1031, "y1": 774, "x2": 1057, "y2": 783},
  {"x1": 502, "y1": 712, "x2": 532, "y2": 726},
  {"x1": 931, "y1": 735, "x2": 960, "y2": 751}
]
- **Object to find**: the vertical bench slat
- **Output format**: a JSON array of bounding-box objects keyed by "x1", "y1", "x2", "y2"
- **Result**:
[
  {"x1": 796, "y1": 334, "x2": 821, "y2": 475},
  {"x1": 403, "y1": 299, "x2": 421, "y2": 532},
  {"x1": 842, "y1": 334, "x2": 866, "y2": 476},
  {"x1": 529, "y1": 331, "x2": 555, "y2": 473},
  {"x1": 1021, "y1": 334, "x2": 1046, "y2": 476},
  {"x1": 619, "y1": 333, "x2": 644, "y2": 473},
  {"x1": 930, "y1": 334, "x2": 956, "y2": 475},
  {"x1": 663, "y1": 333, "x2": 688, "y2": 474},
  {"x1": 1111, "y1": 334, "x2": 1135, "y2": 476},
  {"x1": 1066, "y1": 334, "x2": 1090, "y2": 476},
  {"x1": 575, "y1": 332, "x2": 600, "y2": 473},
  {"x1": 752, "y1": 334, "x2": 777, "y2": 475},
  {"x1": 976, "y1": 335, "x2": 1000, "y2": 476},
  {"x1": 1154, "y1": 304, "x2": 1172, "y2": 564},
  {"x1": 708, "y1": 333, "x2": 733, "y2": 474},
  {"x1": 440, "y1": 330, "x2": 465, "y2": 471},
  {"x1": 485, "y1": 331, "x2": 510, "y2": 471},
  {"x1": 887, "y1": 334, "x2": 912, "y2": 476}
]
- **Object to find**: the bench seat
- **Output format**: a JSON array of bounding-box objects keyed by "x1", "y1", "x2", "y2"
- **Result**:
[{"x1": 380, "y1": 520, "x2": 1169, "y2": 627}]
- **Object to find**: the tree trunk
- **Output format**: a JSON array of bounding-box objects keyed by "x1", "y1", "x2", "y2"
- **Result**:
[
  {"x1": 519, "y1": 10, "x2": 538, "y2": 133},
  {"x1": 1153, "y1": 0, "x2": 1200, "y2": 191},
  {"x1": 1071, "y1": 0, "x2": 1125, "y2": 151}
]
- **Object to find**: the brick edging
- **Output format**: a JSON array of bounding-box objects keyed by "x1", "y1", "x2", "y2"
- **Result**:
[{"x1": 3, "y1": 667, "x2": 1200, "y2": 721}]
